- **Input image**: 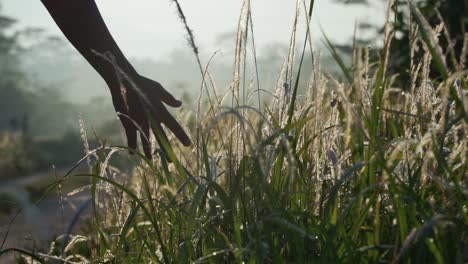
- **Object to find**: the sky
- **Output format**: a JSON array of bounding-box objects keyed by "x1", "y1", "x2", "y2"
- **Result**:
[{"x1": 2, "y1": 0, "x2": 385, "y2": 60}]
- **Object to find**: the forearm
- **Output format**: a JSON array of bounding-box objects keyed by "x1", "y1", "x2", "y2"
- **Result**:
[{"x1": 41, "y1": 0, "x2": 137, "y2": 85}]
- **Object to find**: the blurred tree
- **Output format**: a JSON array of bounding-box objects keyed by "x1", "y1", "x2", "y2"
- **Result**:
[
  {"x1": 0, "y1": 3, "x2": 20, "y2": 76},
  {"x1": 0, "y1": 3, "x2": 117, "y2": 174},
  {"x1": 335, "y1": 0, "x2": 468, "y2": 85},
  {"x1": 0, "y1": 2, "x2": 32, "y2": 133},
  {"x1": 0, "y1": 4, "x2": 90, "y2": 137}
]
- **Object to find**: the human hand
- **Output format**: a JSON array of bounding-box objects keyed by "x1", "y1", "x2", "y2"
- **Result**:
[{"x1": 109, "y1": 74, "x2": 191, "y2": 159}]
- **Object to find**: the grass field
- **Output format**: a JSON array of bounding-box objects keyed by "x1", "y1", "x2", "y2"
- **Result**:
[{"x1": 1, "y1": 0, "x2": 467, "y2": 263}]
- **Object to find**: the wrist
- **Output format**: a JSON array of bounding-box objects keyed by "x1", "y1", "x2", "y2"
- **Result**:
[{"x1": 91, "y1": 53, "x2": 139, "y2": 86}]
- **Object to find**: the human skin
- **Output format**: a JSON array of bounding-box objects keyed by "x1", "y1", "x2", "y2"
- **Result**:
[{"x1": 40, "y1": 0, "x2": 191, "y2": 158}]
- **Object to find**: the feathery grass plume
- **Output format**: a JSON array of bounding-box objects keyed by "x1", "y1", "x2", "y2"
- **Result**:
[
  {"x1": 78, "y1": 113, "x2": 92, "y2": 171},
  {"x1": 6, "y1": 0, "x2": 468, "y2": 262},
  {"x1": 169, "y1": 0, "x2": 225, "y2": 175},
  {"x1": 460, "y1": 33, "x2": 468, "y2": 69},
  {"x1": 54, "y1": 165, "x2": 65, "y2": 236},
  {"x1": 170, "y1": 0, "x2": 202, "y2": 75}
]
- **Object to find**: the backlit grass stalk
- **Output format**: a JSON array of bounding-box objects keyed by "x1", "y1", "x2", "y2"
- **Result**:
[{"x1": 3, "y1": 0, "x2": 467, "y2": 262}]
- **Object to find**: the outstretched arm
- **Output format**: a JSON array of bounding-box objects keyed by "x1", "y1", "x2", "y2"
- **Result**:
[
  {"x1": 41, "y1": 0, "x2": 136, "y2": 87},
  {"x1": 41, "y1": 0, "x2": 191, "y2": 157}
]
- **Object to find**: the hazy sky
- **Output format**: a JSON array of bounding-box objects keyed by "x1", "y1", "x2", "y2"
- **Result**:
[{"x1": 3, "y1": 0, "x2": 385, "y2": 60}]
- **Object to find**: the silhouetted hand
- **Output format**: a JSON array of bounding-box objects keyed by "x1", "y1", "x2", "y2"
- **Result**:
[
  {"x1": 40, "y1": 0, "x2": 191, "y2": 158},
  {"x1": 109, "y1": 74, "x2": 191, "y2": 159}
]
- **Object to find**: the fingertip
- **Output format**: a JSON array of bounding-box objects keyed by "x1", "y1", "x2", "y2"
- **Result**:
[
  {"x1": 166, "y1": 98, "x2": 182, "y2": 108},
  {"x1": 174, "y1": 99, "x2": 182, "y2": 107},
  {"x1": 144, "y1": 150, "x2": 152, "y2": 160},
  {"x1": 127, "y1": 141, "x2": 137, "y2": 156},
  {"x1": 141, "y1": 139, "x2": 152, "y2": 160},
  {"x1": 182, "y1": 136, "x2": 191, "y2": 147},
  {"x1": 125, "y1": 129, "x2": 137, "y2": 151}
]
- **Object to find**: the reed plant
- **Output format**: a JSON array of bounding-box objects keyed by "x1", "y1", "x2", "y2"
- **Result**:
[{"x1": 1, "y1": 0, "x2": 467, "y2": 262}]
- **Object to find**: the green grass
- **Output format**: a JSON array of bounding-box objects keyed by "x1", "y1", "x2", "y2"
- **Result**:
[{"x1": 1, "y1": 0, "x2": 467, "y2": 263}]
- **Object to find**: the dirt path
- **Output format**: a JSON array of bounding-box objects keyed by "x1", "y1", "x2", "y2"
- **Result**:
[{"x1": 0, "y1": 166, "x2": 93, "y2": 262}]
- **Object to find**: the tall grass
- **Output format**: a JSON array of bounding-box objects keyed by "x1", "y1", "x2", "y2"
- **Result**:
[{"x1": 1, "y1": 0, "x2": 467, "y2": 262}]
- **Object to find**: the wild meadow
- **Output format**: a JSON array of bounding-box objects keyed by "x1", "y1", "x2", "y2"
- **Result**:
[{"x1": 1, "y1": 0, "x2": 467, "y2": 263}]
